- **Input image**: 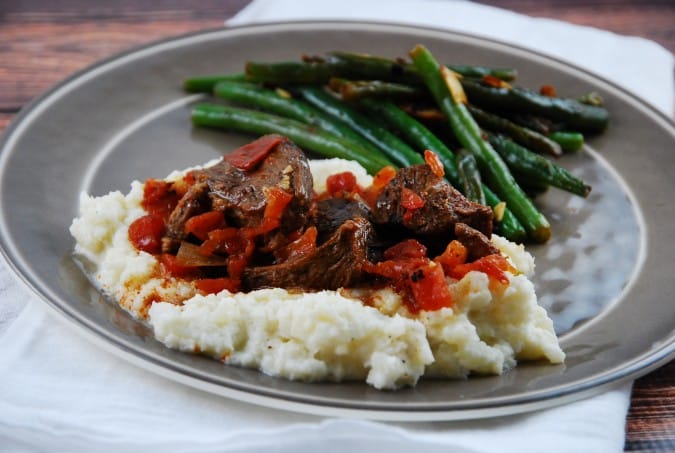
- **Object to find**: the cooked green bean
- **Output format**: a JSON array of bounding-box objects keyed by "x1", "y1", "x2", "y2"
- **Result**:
[
  {"x1": 462, "y1": 78, "x2": 609, "y2": 133},
  {"x1": 191, "y1": 103, "x2": 393, "y2": 174},
  {"x1": 213, "y1": 81, "x2": 383, "y2": 156},
  {"x1": 468, "y1": 105, "x2": 563, "y2": 157},
  {"x1": 457, "y1": 151, "x2": 486, "y2": 205},
  {"x1": 329, "y1": 51, "x2": 518, "y2": 81},
  {"x1": 410, "y1": 44, "x2": 551, "y2": 243},
  {"x1": 296, "y1": 87, "x2": 425, "y2": 167},
  {"x1": 489, "y1": 134, "x2": 591, "y2": 197},
  {"x1": 549, "y1": 131, "x2": 584, "y2": 152},
  {"x1": 331, "y1": 78, "x2": 423, "y2": 101}
]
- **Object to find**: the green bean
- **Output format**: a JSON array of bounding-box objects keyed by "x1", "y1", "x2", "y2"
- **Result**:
[
  {"x1": 245, "y1": 59, "x2": 341, "y2": 85},
  {"x1": 329, "y1": 51, "x2": 518, "y2": 81},
  {"x1": 549, "y1": 131, "x2": 584, "y2": 152},
  {"x1": 212, "y1": 81, "x2": 383, "y2": 156},
  {"x1": 468, "y1": 105, "x2": 563, "y2": 157},
  {"x1": 183, "y1": 73, "x2": 248, "y2": 93},
  {"x1": 330, "y1": 78, "x2": 422, "y2": 101},
  {"x1": 245, "y1": 52, "x2": 518, "y2": 87},
  {"x1": 295, "y1": 87, "x2": 425, "y2": 168},
  {"x1": 410, "y1": 44, "x2": 551, "y2": 243},
  {"x1": 457, "y1": 151, "x2": 486, "y2": 205},
  {"x1": 462, "y1": 78, "x2": 609, "y2": 133},
  {"x1": 489, "y1": 134, "x2": 591, "y2": 197},
  {"x1": 444, "y1": 64, "x2": 517, "y2": 82},
  {"x1": 357, "y1": 99, "x2": 461, "y2": 185},
  {"x1": 357, "y1": 99, "x2": 526, "y2": 242},
  {"x1": 483, "y1": 186, "x2": 527, "y2": 242},
  {"x1": 191, "y1": 103, "x2": 393, "y2": 175}
]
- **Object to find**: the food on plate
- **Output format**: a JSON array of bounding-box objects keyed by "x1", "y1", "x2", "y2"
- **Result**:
[
  {"x1": 70, "y1": 135, "x2": 565, "y2": 389},
  {"x1": 187, "y1": 44, "x2": 605, "y2": 244}
]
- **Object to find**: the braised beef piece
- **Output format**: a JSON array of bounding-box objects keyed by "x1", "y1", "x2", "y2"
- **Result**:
[
  {"x1": 454, "y1": 222, "x2": 500, "y2": 261},
  {"x1": 312, "y1": 198, "x2": 371, "y2": 243},
  {"x1": 162, "y1": 182, "x2": 210, "y2": 253},
  {"x1": 372, "y1": 164, "x2": 493, "y2": 245},
  {"x1": 197, "y1": 138, "x2": 313, "y2": 231},
  {"x1": 161, "y1": 137, "x2": 313, "y2": 252},
  {"x1": 242, "y1": 217, "x2": 374, "y2": 291}
]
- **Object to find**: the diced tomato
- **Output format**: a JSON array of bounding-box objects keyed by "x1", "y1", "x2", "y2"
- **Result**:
[
  {"x1": 482, "y1": 75, "x2": 510, "y2": 89},
  {"x1": 361, "y1": 165, "x2": 397, "y2": 207},
  {"x1": 142, "y1": 179, "x2": 180, "y2": 219},
  {"x1": 408, "y1": 263, "x2": 452, "y2": 311},
  {"x1": 128, "y1": 214, "x2": 165, "y2": 254},
  {"x1": 384, "y1": 239, "x2": 427, "y2": 260},
  {"x1": 199, "y1": 227, "x2": 240, "y2": 256},
  {"x1": 159, "y1": 253, "x2": 200, "y2": 278},
  {"x1": 195, "y1": 277, "x2": 240, "y2": 295},
  {"x1": 277, "y1": 226, "x2": 317, "y2": 262},
  {"x1": 539, "y1": 84, "x2": 557, "y2": 97},
  {"x1": 224, "y1": 135, "x2": 284, "y2": 171},
  {"x1": 448, "y1": 254, "x2": 516, "y2": 285},
  {"x1": 184, "y1": 211, "x2": 226, "y2": 241},
  {"x1": 363, "y1": 257, "x2": 429, "y2": 280},
  {"x1": 400, "y1": 188, "x2": 425, "y2": 210},
  {"x1": 227, "y1": 251, "x2": 253, "y2": 281},
  {"x1": 326, "y1": 171, "x2": 357, "y2": 196},
  {"x1": 254, "y1": 186, "x2": 293, "y2": 235},
  {"x1": 434, "y1": 240, "x2": 468, "y2": 274},
  {"x1": 424, "y1": 150, "x2": 445, "y2": 178}
]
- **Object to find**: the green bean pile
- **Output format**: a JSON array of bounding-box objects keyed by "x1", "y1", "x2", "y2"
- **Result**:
[{"x1": 185, "y1": 45, "x2": 608, "y2": 243}]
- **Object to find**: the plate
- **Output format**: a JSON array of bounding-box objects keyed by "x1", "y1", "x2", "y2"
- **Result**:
[{"x1": 1, "y1": 21, "x2": 673, "y2": 421}]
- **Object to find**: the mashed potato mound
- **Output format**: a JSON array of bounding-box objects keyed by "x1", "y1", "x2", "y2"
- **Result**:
[{"x1": 70, "y1": 158, "x2": 564, "y2": 390}]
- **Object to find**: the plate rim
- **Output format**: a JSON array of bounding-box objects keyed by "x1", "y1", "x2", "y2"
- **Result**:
[{"x1": 1, "y1": 19, "x2": 674, "y2": 421}]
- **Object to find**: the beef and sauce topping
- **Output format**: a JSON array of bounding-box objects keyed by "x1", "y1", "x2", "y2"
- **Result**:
[{"x1": 128, "y1": 135, "x2": 515, "y2": 313}]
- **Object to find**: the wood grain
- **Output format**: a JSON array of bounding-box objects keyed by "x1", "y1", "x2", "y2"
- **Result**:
[{"x1": 0, "y1": 1, "x2": 673, "y2": 450}]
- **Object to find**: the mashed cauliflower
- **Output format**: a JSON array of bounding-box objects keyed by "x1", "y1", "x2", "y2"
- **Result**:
[{"x1": 70, "y1": 158, "x2": 564, "y2": 389}]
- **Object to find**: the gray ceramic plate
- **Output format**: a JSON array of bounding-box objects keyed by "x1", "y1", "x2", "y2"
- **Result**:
[{"x1": 1, "y1": 21, "x2": 673, "y2": 421}]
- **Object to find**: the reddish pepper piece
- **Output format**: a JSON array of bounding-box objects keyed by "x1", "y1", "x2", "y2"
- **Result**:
[
  {"x1": 361, "y1": 165, "x2": 397, "y2": 207},
  {"x1": 195, "y1": 277, "x2": 240, "y2": 295},
  {"x1": 159, "y1": 253, "x2": 200, "y2": 278},
  {"x1": 184, "y1": 211, "x2": 226, "y2": 241},
  {"x1": 448, "y1": 254, "x2": 516, "y2": 285},
  {"x1": 384, "y1": 239, "x2": 427, "y2": 260},
  {"x1": 326, "y1": 171, "x2": 358, "y2": 196},
  {"x1": 401, "y1": 188, "x2": 425, "y2": 210},
  {"x1": 128, "y1": 214, "x2": 165, "y2": 254},
  {"x1": 142, "y1": 179, "x2": 180, "y2": 219},
  {"x1": 409, "y1": 263, "x2": 452, "y2": 311},
  {"x1": 277, "y1": 226, "x2": 318, "y2": 262},
  {"x1": 434, "y1": 240, "x2": 468, "y2": 274},
  {"x1": 252, "y1": 186, "x2": 294, "y2": 236},
  {"x1": 424, "y1": 150, "x2": 445, "y2": 178},
  {"x1": 539, "y1": 84, "x2": 557, "y2": 97},
  {"x1": 199, "y1": 227, "x2": 240, "y2": 256},
  {"x1": 224, "y1": 135, "x2": 284, "y2": 171}
]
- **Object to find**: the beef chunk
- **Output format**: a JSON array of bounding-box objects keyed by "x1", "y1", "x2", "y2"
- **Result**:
[
  {"x1": 372, "y1": 164, "x2": 493, "y2": 243},
  {"x1": 162, "y1": 136, "x2": 313, "y2": 253},
  {"x1": 312, "y1": 197, "x2": 372, "y2": 243},
  {"x1": 162, "y1": 182, "x2": 210, "y2": 253},
  {"x1": 242, "y1": 217, "x2": 374, "y2": 291},
  {"x1": 189, "y1": 136, "x2": 313, "y2": 232},
  {"x1": 454, "y1": 222, "x2": 500, "y2": 261}
]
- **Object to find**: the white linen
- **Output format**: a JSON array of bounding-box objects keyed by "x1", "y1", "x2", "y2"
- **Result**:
[{"x1": 1, "y1": 0, "x2": 672, "y2": 451}]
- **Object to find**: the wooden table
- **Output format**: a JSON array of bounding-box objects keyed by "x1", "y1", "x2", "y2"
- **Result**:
[{"x1": 1, "y1": 1, "x2": 673, "y2": 450}]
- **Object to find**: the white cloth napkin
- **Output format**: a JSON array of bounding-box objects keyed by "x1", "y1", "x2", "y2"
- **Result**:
[{"x1": 1, "y1": 0, "x2": 673, "y2": 451}]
